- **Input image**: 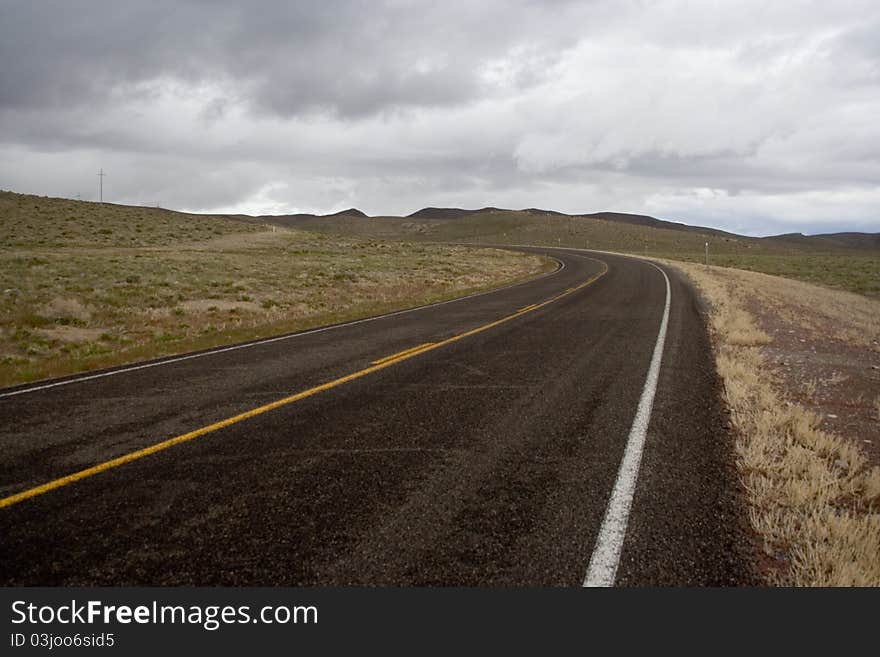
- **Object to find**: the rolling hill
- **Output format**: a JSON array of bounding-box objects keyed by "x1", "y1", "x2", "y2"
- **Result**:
[
  {"x1": 258, "y1": 205, "x2": 877, "y2": 254},
  {"x1": 256, "y1": 205, "x2": 879, "y2": 296}
]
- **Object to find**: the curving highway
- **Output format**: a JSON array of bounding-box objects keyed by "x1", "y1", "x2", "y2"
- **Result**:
[{"x1": 0, "y1": 248, "x2": 753, "y2": 586}]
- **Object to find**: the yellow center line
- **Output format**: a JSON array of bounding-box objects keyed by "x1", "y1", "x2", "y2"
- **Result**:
[
  {"x1": 516, "y1": 304, "x2": 539, "y2": 313},
  {"x1": 0, "y1": 261, "x2": 609, "y2": 510},
  {"x1": 371, "y1": 343, "x2": 435, "y2": 365}
]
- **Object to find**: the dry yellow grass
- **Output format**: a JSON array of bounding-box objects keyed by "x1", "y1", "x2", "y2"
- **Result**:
[
  {"x1": 667, "y1": 260, "x2": 880, "y2": 586},
  {"x1": 824, "y1": 371, "x2": 848, "y2": 386},
  {"x1": 697, "y1": 266, "x2": 879, "y2": 350}
]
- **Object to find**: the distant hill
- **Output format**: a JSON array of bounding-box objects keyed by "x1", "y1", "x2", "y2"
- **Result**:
[
  {"x1": 522, "y1": 208, "x2": 568, "y2": 217},
  {"x1": 408, "y1": 206, "x2": 734, "y2": 238},
  {"x1": 249, "y1": 202, "x2": 878, "y2": 262},
  {"x1": 256, "y1": 208, "x2": 369, "y2": 225},
  {"x1": 407, "y1": 207, "x2": 472, "y2": 220},
  {"x1": 325, "y1": 208, "x2": 368, "y2": 218},
  {"x1": 763, "y1": 232, "x2": 880, "y2": 251},
  {"x1": 407, "y1": 207, "x2": 505, "y2": 220},
  {"x1": 580, "y1": 211, "x2": 733, "y2": 237}
]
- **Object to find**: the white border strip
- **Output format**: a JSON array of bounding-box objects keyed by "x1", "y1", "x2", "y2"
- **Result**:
[
  {"x1": 0, "y1": 257, "x2": 565, "y2": 399},
  {"x1": 583, "y1": 261, "x2": 671, "y2": 587}
]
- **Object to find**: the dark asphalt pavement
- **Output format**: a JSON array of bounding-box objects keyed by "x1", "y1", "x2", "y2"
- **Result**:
[{"x1": 0, "y1": 249, "x2": 753, "y2": 585}]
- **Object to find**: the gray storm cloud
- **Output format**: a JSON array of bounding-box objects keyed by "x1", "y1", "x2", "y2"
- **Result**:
[
  {"x1": 0, "y1": 0, "x2": 574, "y2": 116},
  {"x1": 0, "y1": 0, "x2": 878, "y2": 235}
]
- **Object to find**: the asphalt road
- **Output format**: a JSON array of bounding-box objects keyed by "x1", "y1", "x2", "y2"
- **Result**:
[{"x1": 0, "y1": 248, "x2": 753, "y2": 586}]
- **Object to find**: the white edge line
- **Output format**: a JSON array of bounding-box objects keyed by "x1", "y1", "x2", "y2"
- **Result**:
[
  {"x1": 583, "y1": 261, "x2": 671, "y2": 587},
  {"x1": 0, "y1": 255, "x2": 565, "y2": 399}
]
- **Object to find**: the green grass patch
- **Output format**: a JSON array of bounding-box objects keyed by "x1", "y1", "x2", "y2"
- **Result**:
[{"x1": 656, "y1": 252, "x2": 880, "y2": 297}]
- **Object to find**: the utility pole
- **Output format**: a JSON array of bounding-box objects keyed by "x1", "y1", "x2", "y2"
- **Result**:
[
  {"x1": 98, "y1": 168, "x2": 106, "y2": 203},
  {"x1": 705, "y1": 241, "x2": 709, "y2": 266}
]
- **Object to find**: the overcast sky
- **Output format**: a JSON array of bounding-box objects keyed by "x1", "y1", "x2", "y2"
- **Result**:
[{"x1": 1, "y1": 1, "x2": 878, "y2": 236}]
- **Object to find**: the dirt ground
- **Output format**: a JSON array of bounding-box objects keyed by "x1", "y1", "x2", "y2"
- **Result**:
[{"x1": 755, "y1": 302, "x2": 880, "y2": 466}]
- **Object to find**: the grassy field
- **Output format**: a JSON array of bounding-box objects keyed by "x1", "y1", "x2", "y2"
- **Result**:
[
  {"x1": 0, "y1": 193, "x2": 551, "y2": 387},
  {"x1": 277, "y1": 209, "x2": 880, "y2": 297},
  {"x1": 661, "y1": 252, "x2": 880, "y2": 297}
]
